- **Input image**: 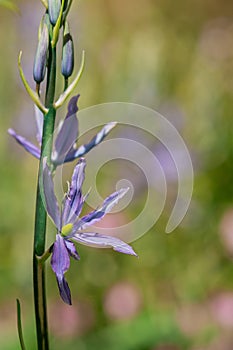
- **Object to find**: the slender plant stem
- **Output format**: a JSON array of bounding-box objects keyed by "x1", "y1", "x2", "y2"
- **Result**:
[{"x1": 33, "y1": 45, "x2": 57, "y2": 350}]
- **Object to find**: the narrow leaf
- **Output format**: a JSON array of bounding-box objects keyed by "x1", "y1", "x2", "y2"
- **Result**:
[
  {"x1": 18, "y1": 51, "x2": 48, "y2": 114},
  {"x1": 16, "y1": 299, "x2": 27, "y2": 350}
]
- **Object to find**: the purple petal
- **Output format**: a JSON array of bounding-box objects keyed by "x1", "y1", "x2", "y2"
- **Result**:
[
  {"x1": 53, "y1": 95, "x2": 79, "y2": 164},
  {"x1": 67, "y1": 122, "x2": 117, "y2": 161},
  {"x1": 51, "y1": 234, "x2": 72, "y2": 304},
  {"x1": 62, "y1": 158, "x2": 86, "y2": 225},
  {"x1": 42, "y1": 159, "x2": 61, "y2": 229},
  {"x1": 34, "y1": 105, "x2": 43, "y2": 145},
  {"x1": 8, "y1": 128, "x2": 41, "y2": 159},
  {"x1": 76, "y1": 187, "x2": 129, "y2": 230},
  {"x1": 72, "y1": 232, "x2": 137, "y2": 256},
  {"x1": 56, "y1": 275, "x2": 72, "y2": 305},
  {"x1": 64, "y1": 240, "x2": 80, "y2": 260}
]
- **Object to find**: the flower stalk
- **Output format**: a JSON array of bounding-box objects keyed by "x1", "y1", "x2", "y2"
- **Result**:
[{"x1": 33, "y1": 38, "x2": 57, "y2": 350}]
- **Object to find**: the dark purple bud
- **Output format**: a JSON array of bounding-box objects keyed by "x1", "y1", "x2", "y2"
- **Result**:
[
  {"x1": 48, "y1": 0, "x2": 61, "y2": 26},
  {"x1": 61, "y1": 22, "x2": 74, "y2": 79},
  {"x1": 67, "y1": 94, "x2": 79, "y2": 116},
  {"x1": 33, "y1": 23, "x2": 49, "y2": 84}
]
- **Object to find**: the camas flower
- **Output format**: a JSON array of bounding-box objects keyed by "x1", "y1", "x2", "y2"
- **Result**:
[
  {"x1": 43, "y1": 157, "x2": 137, "y2": 304},
  {"x1": 8, "y1": 94, "x2": 116, "y2": 166}
]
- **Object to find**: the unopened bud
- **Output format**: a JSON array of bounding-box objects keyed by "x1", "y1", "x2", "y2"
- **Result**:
[
  {"x1": 38, "y1": 13, "x2": 50, "y2": 39},
  {"x1": 33, "y1": 24, "x2": 49, "y2": 84},
  {"x1": 61, "y1": 22, "x2": 74, "y2": 79},
  {"x1": 48, "y1": 0, "x2": 61, "y2": 26}
]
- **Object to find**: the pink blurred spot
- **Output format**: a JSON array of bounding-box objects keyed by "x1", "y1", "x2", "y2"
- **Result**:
[
  {"x1": 176, "y1": 303, "x2": 211, "y2": 336},
  {"x1": 49, "y1": 300, "x2": 95, "y2": 339},
  {"x1": 95, "y1": 212, "x2": 127, "y2": 230},
  {"x1": 201, "y1": 335, "x2": 233, "y2": 350},
  {"x1": 104, "y1": 281, "x2": 142, "y2": 320},
  {"x1": 198, "y1": 19, "x2": 233, "y2": 63},
  {"x1": 0, "y1": 300, "x2": 16, "y2": 337},
  {"x1": 210, "y1": 292, "x2": 233, "y2": 329},
  {"x1": 219, "y1": 207, "x2": 233, "y2": 256}
]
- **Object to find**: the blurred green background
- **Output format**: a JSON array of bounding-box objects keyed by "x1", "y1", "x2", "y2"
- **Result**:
[{"x1": 1, "y1": 0, "x2": 233, "y2": 349}]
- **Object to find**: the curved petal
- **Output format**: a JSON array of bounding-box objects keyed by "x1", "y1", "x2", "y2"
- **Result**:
[
  {"x1": 53, "y1": 95, "x2": 79, "y2": 164},
  {"x1": 76, "y1": 187, "x2": 129, "y2": 230},
  {"x1": 56, "y1": 275, "x2": 72, "y2": 305},
  {"x1": 51, "y1": 234, "x2": 72, "y2": 304},
  {"x1": 42, "y1": 159, "x2": 61, "y2": 229},
  {"x1": 8, "y1": 128, "x2": 41, "y2": 159},
  {"x1": 64, "y1": 240, "x2": 80, "y2": 260},
  {"x1": 34, "y1": 105, "x2": 44, "y2": 145},
  {"x1": 68, "y1": 122, "x2": 117, "y2": 160},
  {"x1": 72, "y1": 232, "x2": 137, "y2": 256},
  {"x1": 62, "y1": 158, "x2": 86, "y2": 225}
]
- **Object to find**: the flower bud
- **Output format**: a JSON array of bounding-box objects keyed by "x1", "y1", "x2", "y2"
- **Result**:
[
  {"x1": 61, "y1": 22, "x2": 74, "y2": 79},
  {"x1": 33, "y1": 23, "x2": 49, "y2": 84},
  {"x1": 38, "y1": 13, "x2": 50, "y2": 39},
  {"x1": 48, "y1": 0, "x2": 61, "y2": 26}
]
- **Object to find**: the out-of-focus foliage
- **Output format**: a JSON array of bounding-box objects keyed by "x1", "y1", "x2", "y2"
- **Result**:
[
  {"x1": 0, "y1": 0, "x2": 18, "y2": 12},
  {"x1": 1, "y1": 0, "x2": 233, "y2": 349}
]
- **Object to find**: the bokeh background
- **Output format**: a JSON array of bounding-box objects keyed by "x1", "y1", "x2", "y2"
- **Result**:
[{"x1": 1, "y1": 0, "x2": 233, "y2": 349}]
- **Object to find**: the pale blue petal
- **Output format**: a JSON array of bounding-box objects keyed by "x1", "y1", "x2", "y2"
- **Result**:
[
  {"x1": 64, "y1": 240, "x2": 80, "y2": 260},
  {"x1": 51, "y1": 234, "x2": 72, "y2": 305},
  {"x1": 76, "y1": 187, "x2": 129, "y2": 230},
  {"x1": 56, "y1": 275, "x2": 72, "y2": 305},
  {"x1": 53, "y1": 95, "x2": 79, "y2": 164},
  {"x1": 62, "y1": 158, "x2": 86, "y2": 225},
  {"x1": 42, "y1": 159, "x2": 61, "y2": 230},
  {"x1": 8, "y1": 128, "x2": 41, "y2": 159},
  {"x1": 68, "y1": 122, "x2": 117, "y2": 160},
  {"x1": 34, "y1": 105, "x2": 43, "y2": 145},
  {"x1": 71, "y1": 232, "x2": 137, "y2": 256}
]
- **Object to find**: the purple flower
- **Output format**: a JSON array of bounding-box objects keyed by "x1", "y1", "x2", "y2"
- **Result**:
[
  {"x1": 8, "y1": 95, "x2": 116, "y2": 166},
  {"x1": 43, "y1": 158, "x2": 137, "y2": 304}
]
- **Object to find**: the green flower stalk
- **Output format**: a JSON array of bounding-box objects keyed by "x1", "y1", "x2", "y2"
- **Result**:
[
  {"x1": 10, "y1": 2, "x2": 95, "y2": 348},
  {"x1": 14, "y1": 1, "x2": 81, "y2": 349}
]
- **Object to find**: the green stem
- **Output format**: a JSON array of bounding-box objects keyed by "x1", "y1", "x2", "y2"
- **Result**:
[
  {"x1": 64, "y1": 77, "x2": 68, "y2": 91},
  {"x1": 33, "y1": 45, "x2": 57, "y2": 350}
]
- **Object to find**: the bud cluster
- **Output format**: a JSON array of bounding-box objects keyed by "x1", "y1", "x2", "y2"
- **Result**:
[
  {"x1": 33, "y1": 0, "x2": 75, "y2": 86},
  {"x1": 18, "y1": 0, "x2": 85, "y2": 114}
]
